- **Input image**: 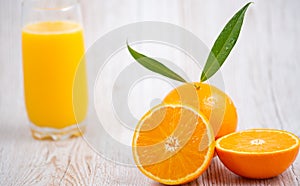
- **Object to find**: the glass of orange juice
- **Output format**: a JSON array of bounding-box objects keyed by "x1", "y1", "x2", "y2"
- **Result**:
[{"x1": 21, "y1": 0, "x2": 88, "y2": 140}]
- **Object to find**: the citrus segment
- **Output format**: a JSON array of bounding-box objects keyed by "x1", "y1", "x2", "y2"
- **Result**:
[
  {"x1": 216, "y1": 129, "x2": 300, "y2": 179},
  {"x1": 132, "y1": 104, "x2": 215, "y2": 185}
]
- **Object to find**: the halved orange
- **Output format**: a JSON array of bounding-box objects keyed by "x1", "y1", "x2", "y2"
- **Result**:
[
  {"x1": 132, "y1": 104, "x2": 215, "y2": 185},
  {"x1": 216, "y1": 129, "x2": 300, "y2": 179}
]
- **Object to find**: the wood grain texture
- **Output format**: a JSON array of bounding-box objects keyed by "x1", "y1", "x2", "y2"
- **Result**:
[{"x1": 0, "y1": 0, "x2": 300, "y2": 185}]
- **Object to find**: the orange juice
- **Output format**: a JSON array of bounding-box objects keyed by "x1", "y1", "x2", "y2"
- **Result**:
[{"x1": 22, "y1": 21, "x2": 88, "y2": 129}]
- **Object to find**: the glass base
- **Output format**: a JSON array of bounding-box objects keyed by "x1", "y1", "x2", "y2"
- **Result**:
[{"x1": 30, "y1": 122, "x2": 86, "y2": 140}]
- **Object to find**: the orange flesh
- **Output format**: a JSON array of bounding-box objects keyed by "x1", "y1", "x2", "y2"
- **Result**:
[
  {"x1": 133, "y1": 105, "x2": 215, "y2": 184},
  {"x1": 218, "y1": 130, "x2": 299, "y2": 153}
]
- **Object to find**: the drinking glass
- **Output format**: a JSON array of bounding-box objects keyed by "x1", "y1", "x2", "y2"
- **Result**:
[{"x1": 21, "y1": 0, "x2": 88, "y2": 140}]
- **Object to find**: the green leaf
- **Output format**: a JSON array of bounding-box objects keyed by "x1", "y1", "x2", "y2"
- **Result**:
[
  {"x1": 127, "y1": 42, "x2": 187, "y2": 83},
  {"x1": 201, "y1": 2, "x2": 252, "y2": 82}
]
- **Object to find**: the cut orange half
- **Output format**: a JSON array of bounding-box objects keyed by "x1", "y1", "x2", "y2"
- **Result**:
[
  {"x1": 132, "y1": 104, "x2": 215, "y2": 185},
  {"x1": 216, "y1": 129, "x2": 300, "y2": 179}
]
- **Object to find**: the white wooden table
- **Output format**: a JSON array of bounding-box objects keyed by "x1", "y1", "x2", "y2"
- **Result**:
[{"x1": 1, "y1": 0, "x2": 299, "y2": 185}]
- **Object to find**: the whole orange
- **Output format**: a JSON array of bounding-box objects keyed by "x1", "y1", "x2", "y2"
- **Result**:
[{"x1": 163, "y1": 82, "x2": 237, "y2": 139}]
